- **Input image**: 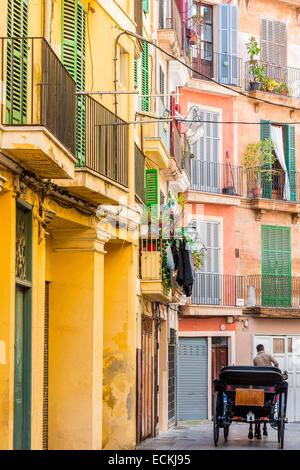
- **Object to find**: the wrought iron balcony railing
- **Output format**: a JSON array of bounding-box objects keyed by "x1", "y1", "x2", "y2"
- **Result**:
[
  {"x1": 82, "y1": 96, "x2": 128, "y2": 187},
  {"x1": 190, "y1": 160, "x2": 243, "y2": 196},
  {"x1": 191, "y1": 273, "x2": 300, "y2": 308},
  {"x1": 192, "y1": 273, "x2": 246, "y2": 307},
  {"x1": 0, "y1": 37, "x2": 76, "y2": 155},
  {"x1": 247, "y1": 275, "x2": 300, "y2": 308},
  {"x1": 245, "y1": 61, "x2": 300, "y2": 98},
  {"x1": 245, "y1": 168, "x2": 300, "y2": 202},
  {"x1": 190, "y1": 49, "x2": 242, "y2": 87}
]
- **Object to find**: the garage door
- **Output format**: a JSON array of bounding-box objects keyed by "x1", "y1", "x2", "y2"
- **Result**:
[
  {"x1": 177, "y1": 337, "x2": 208, "y2": 421},
  {"x1": 254, "y1": 335, "x2": 300, "y2": 422}
]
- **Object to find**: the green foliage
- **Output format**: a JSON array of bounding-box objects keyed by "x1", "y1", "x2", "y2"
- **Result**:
[
  {"x1": 247, "y1": 37, "x2": 260, "y2": 60},
  {"x1": 243, "y1": 138, "x2": 276, "y2": 183}
]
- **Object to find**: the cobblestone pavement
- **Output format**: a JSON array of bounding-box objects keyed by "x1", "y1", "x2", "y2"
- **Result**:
[{"x1": 137, "y1": 421, "x2": 300, "y2": 450}]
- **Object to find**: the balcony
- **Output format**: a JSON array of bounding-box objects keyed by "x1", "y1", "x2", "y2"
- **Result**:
[
  {"x1": 180, "y1": 273, "x2": 300, "y2": 318},
  {"x1": 189, "y1": 161, "x2": 243, "y2": 205},
  {"x1": 190, "y1": 49, "x2": 242, "y2": 87},
  {"x1": 245, "y1": 61, "x2": 300, "y2": 100},
  {"x1": 142, "y1": 98, "x2": 171, "y2": 169},
  {"x1": 0, "y1": 37, "x2": 76, "y2": 179},
  {"x1": 157, "y1": 0, "x2": 183, "y2": 58},
  {"x1": 140, "y1": 239, "x2": 172, "y2": 303},
  {"x1": 244, "y1": 275, "x2": 300, "y2": 318},
  {"x1": 245, "y1": 168, "x2": 300, "y2": 222},
  {"x1": 135, "y1": 144, "x2": 145, "y2": 203},
  {"x1": 60, "y1": 96, "x2": 129, "y2": 204},
  {"x1": 166, "y1": 126, "x2": 190, "y2": 192}
]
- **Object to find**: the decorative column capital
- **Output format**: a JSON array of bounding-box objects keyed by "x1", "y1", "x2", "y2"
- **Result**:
[{"x1": 51, "y1": 227, "x2": 111, "y2": 254}]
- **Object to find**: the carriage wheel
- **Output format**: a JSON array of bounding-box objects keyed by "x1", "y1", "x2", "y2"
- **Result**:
[
  {"x1": 278, "y1": 393, "x2": 285, "y2": 449},
  {"x1": 224, "y1": 424, "x2": 229, "y2": 442},
  {"x1": 213, "y1": 391, "x2": 221, "y2": 447}
]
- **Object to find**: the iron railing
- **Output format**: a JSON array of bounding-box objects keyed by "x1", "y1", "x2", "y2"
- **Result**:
[
  {"x1": 135, "y1": 144, "x2": 145, "y2": 202},
  {"x1": 191, "y1": 273, "x2": 300, "y2": 308},
  {"x1": 83, "y1": 95, "x2": 128, "y2": 187},
  {"x1": 190, "y1": 49, "x2": 242, "y2": 87},
  {"x1": 158, "y1": 0, "x2": 183, "y2": 50},
  {"x1": 245, "y1": 168, "x2": 300, "y2": 202},
  {"x1": 191, "y1": 161, "x2": 243, "y2": 195},
  {"x1": 0, "y1": 37, "x2": 76, "y2": 155},
  {"x1": 247, "y1": 275, "x2": 300, "y2": 308},
  {"x1": 192, "y1": 273, "x2": 246, "y2": 307},
  {"x1": 245, "y1": 61, "x2": 300, "y2": 98}
]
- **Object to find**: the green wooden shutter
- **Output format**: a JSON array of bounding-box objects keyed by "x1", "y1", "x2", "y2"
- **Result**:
[
  {"x1": 262, "y1": 225, "x2": 291, "y2": 307},
  {"x1": 6, "y1": 0, "x2": 28, "y2": 124},
  {"x1": 134, "y1": 59, "x2": 138, "y2": 88},
  {"x1": 62, "y1": 0, "x2": 86, "y2": 165},
  {"x1": 143, "y1": 0, "x2": 149, "y2": 14},
  {"x1": 260, "y1": 120, "x2": 272, "y2": 198},
  {"x1": 286, "y1": 125, "x2": 296, "y2": 201},
  {"x1": 141, "y1": 42, "x2": 150, "y2": 112},
  {"x1": 145, "y1": 169, "x2": 160, "y2": 218}
]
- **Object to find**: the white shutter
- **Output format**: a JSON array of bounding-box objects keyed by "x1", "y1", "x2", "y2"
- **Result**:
[
  {"x1": 199, "y1": 220, "x2": 220, "y2": 274},
  {"x1": 260, "y1": 19, "x2": 286, "y2": 66},
  {"x1": 191, "y1": 108, "x2": 220, "y2": 192}
]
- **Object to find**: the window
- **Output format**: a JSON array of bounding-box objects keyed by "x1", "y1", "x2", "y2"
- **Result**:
[
  {"x1": 261, "y1": 19, "x2": 287, "y2": 66},
  {"x1": 273, "y1": 338, "x2": 285, "y2": 354}
]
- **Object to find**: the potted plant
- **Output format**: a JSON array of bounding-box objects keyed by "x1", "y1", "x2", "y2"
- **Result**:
[
  {"x1": 247, "y1": 37, "x2": 265, "y2": 91},
  {"x1": 261, "y1": 76, "x2": 280, "y2": 93},
  {"x1": 276, "y1": 81, "x2": 290, "y2": 96},
  {"x1": 243, "y1": 138, "x2": 275, "y2": 198}
]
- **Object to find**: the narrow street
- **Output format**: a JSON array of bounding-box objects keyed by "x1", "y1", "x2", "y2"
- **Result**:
[{"x1": 138, "y1": 422, "x2": 300, "y2": 450}]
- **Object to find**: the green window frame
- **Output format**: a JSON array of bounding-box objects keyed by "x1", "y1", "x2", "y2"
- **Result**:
[
  {"x1": 6, "y1": 0, "x2": 28, "y2": 124},
  {"x1": 62, "y1": 0, "x2": 86, "y2": 165},
  {"x1": 261, "y1": 225, "x2": 291, "y2": 307}
]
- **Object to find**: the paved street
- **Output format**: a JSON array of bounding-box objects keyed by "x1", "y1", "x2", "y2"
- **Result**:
[{"x1": 137, "y1": 422, "x2": 300, "y2": 450}]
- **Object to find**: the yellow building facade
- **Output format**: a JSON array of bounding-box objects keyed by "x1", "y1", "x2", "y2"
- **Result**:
[{"x1": 0, "y1": 0, "x2": 141, "y2": 450}]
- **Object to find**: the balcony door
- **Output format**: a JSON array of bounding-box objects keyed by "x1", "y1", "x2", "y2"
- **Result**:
[
  {"x1": 261, "y1": 225, "x2": 291, "y2": 307},
  {"x1": 191, "y1": 3, "x2": 213, "y2": 80},
  {"x1": 192, "y1": 220, "x2": 221, "y2": 305},
  {"x1": 191, "y1": 108, "x2": 220, "y2": 193}
]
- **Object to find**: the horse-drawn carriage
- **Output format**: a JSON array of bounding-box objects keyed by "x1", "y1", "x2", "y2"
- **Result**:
[{"x1": 213, "y1": 366, "x2": 288, "y2": 448}]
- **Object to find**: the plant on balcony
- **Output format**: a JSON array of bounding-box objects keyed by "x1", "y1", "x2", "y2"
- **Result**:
[
  {"x1": 243, "y1": 138, "x2": 275, "y2": 198},
  {"x1": 275, "y1": 81, "x2": 290, "y2": 97},
  {"x1": 247, "y1": 37, "x2": 266, "y2": 91},
  {"x1": 261, "y1": 76, "x2": 280, "y2": 93},
  {"x1": 187, "y1": 14, "x2": 203, "y2": 46}
]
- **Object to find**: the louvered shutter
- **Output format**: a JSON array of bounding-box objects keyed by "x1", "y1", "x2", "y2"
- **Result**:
[
  {"x1": 194, "y1": 220, "x2": 220, "y2": 305},
  {"x1": 261, "y1": 19, "x2": 287, "y2": 66},
  {"x1": 262, "y1": 226, "x2": 291, "y2": 307},
  {"x1": 286, "y1": 125, "x2": 296, "y2": 202},
  {"x1": 145, "y1": 169, "x2": 159, "y2": 207},
  {"x1": 134, "y1": 59, "x2": 138, "y2": 88},
  {"x1": 218, "y1": 4, "x2": 239, "y2": 85},
  {"x1": 260, "y1": 120, "x2": 272, "y2": 198},
  {"x1": 6, "y1": 0, "x2": 28, "y2": 124},
  {"x1": 62, "y1": 0, "x2": 86, "y2": 165},
  {"x1": 142, "y1": 0, "x2": 149, "y2": 14},
  {"x1": 141, "y1": 42, "x2": 150, "y2": 111},
  {"x1": 191, "y1": 109, "x2": 220, "y2": 192}
]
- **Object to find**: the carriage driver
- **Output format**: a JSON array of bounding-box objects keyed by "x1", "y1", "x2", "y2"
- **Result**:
[{"x1": 252, "y1": 344, "x2": 279, "y2": 439}]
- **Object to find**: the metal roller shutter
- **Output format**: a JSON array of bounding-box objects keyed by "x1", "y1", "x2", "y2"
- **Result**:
[{"x1": 177, "y1": 338, "x2": 208, "y2": 421}]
